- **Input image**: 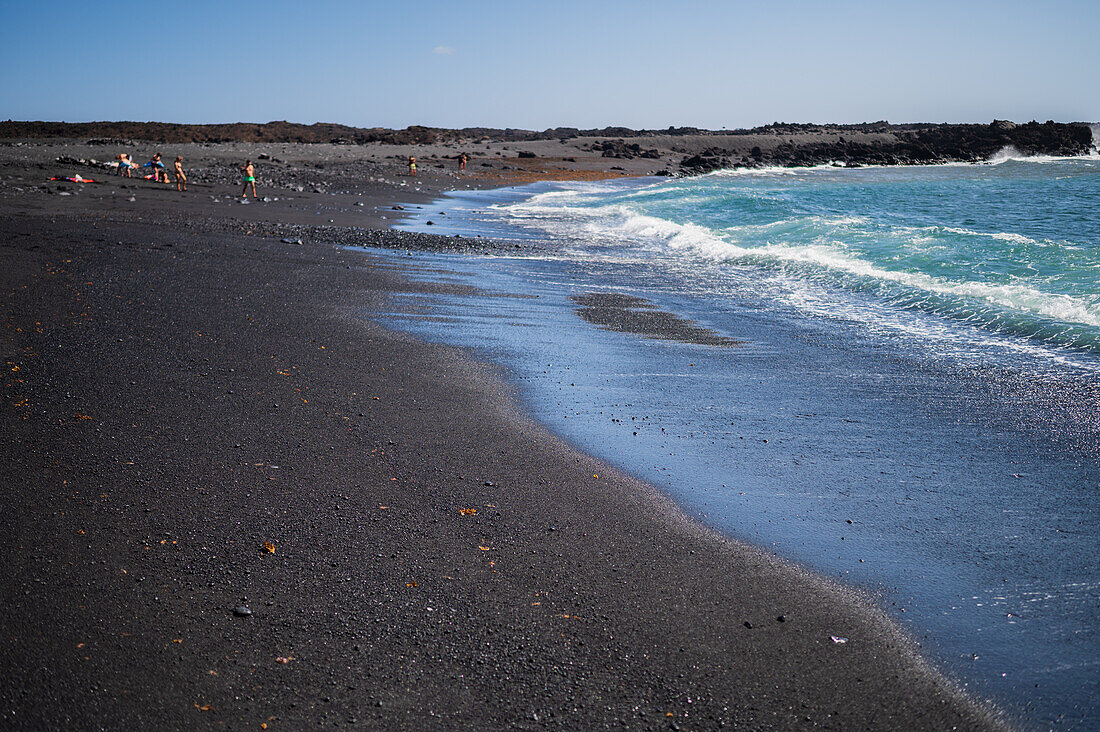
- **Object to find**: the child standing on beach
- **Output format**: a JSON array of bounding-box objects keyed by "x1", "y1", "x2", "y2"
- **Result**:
[
  {"x1": 241, "y1": 160, "x2": 257, "y2": 198},
  {"x1": 174, "y1": 156, "x2": 187, "y2": 191},
  {"x1": 408, "y1": 156, "x2": 417, "y2": 176},
  {"x1": 459, "y1": 153, "x2": 467, "y2": 171}
]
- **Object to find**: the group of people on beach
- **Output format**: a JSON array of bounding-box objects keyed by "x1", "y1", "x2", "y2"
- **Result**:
[
  {"x1": 114, "y1": 149, "x2": 468, "y2": 192},
  {"x1": 111, "y1": 148, "x2": 469, "y2": 194},
  {"x1": 115, "y1": 152, "x2": 259, "y2": 197},
  {"x1": 116, "y1": 152, "x2": 187, "y2": 191}
]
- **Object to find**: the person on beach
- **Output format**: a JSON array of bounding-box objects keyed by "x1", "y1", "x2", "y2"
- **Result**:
[
  {"x1": 116, "y1": 153, "x2": 133, "y2": 177},
  {"x1": 459, "y1": 153, "x2": 467, "y2": 171},
  {"x1": 240, "y1": 160, "x2": 257, "y2": 198},
  {"x1": 174, "y1": 156, "x2": 187, "y2": 191},
  {"x1": 408, "y1": 156, "x2": 417, "y2": 176},
  {"x1": 144, "y1": 152, "x2": 167, "y2": 183}
]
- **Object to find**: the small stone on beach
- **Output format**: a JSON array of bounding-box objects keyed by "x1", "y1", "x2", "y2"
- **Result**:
[{"x1": 233, "y1": 606, "x2": 252, "y2": 617}]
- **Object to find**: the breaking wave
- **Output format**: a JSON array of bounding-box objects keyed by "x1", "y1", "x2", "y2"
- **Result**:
[{"x1": 499, "y1": 164, "x2": 1100, "y2": 358}]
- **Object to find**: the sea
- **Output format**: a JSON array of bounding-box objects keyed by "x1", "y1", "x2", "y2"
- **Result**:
[{"x1": 378, "y1": 145, "x2": 1099, "y2": 729}]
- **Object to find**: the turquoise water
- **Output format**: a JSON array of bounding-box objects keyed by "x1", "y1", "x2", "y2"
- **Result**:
[
  {"x1": 495, "y1": 157, "x2": 1100, "y2": 365},
  {"x1": 390, "y1": 156, "x2": 1099, "y2": 729}
]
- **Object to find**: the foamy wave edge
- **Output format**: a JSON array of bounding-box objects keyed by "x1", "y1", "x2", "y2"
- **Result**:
[{"x1": 604, "y1": 209, "x2": 1100, "y2": 330}]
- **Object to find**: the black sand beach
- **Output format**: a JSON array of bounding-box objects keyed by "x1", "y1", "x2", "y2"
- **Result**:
[{"x1": 1, "y1": 140, "x2": 1007, "y2": 729}]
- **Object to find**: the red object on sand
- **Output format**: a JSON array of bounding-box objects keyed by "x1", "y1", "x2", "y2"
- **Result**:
[{"x1": 50, "y1": 176, "x2": 101, "y2": 183}]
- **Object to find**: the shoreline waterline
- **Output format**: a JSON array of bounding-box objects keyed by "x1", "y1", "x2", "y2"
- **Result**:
[
  {"x1": 0, "y1": 135, "x2": 1068, "y2": 729},
  {"x1": 383, "y1": 161, "x2": 1099, "y2": 729}
]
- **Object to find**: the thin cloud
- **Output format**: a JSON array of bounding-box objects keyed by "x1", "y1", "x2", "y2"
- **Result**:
[{"x1": 433, "y1": 46, "x2": 456, "y2": 55}]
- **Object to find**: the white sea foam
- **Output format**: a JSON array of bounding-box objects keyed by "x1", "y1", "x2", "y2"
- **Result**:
[
  {"x1": 940, "y1": 226, "x2": 1042, "y2": 246},
  {"x1": 708, "y1": 163, "x2": 845, "y2": 178},
  {"x1": 540, "y1": 205, "x2": 1100, "y2": 330},
  {"x1": 989, "y1": 146, "x2": 1025, "y2": 164},
  {"x1": 716, "y1": 215, "x2": 869, "y2": 236},
  {"x1": 989, "y1": 232, "x2": 1040, "y2": 245},
  {"x1": 774, "y1": 273, "x2": 1099, "y2": 372},
  {"x1": 987, "y1": 145, "x2": 1097, "y2": 164},
  {"x1": 723, "y1": 242, "x2": 1098, "y2": 328}
]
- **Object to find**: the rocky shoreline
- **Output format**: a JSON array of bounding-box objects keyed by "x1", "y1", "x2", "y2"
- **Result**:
[
  {"x1": 676, "y1": 120, "x2": 1094, "y2": 173},
  {"x1": 3, "y1": 119, "x2": 1093, "y2": 180}
]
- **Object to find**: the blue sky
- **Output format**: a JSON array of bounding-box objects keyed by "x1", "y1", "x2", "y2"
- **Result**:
[{"x1": 2, "y1": 0, "x2": 1097, "y2": 129}]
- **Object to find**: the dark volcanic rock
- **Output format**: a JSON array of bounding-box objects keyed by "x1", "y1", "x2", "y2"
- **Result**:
[
  {"x1": 680, "y1": 147, "x2": 732, "y2": 174},
  {"x1": 86, "y1": 138, "x2": 135, "y2": 146},
  {"x1": 599, "y1": 140, "x2": 644, "y2": 159},
  {"x1": 746, "y1": 121, "x2": 1092, "y2": 170}
]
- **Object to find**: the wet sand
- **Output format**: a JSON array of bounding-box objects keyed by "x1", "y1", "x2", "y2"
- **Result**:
[
  {"x1": 0, "y1": 143, "x2": 1006, "y2": 729},
  {"x1": 570, "y1": 293, "x2": 743, "y2": 347}
]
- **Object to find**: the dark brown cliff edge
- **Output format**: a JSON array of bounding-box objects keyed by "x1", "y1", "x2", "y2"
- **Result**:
[{"x1": 2, "y1": 119, "x2": 1092, "y2": 175}]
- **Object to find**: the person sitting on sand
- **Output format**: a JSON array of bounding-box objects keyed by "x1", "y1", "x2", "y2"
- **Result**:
[
  {"x1": 117, "y1": 153, "x2": 133, "y2": 177},
  {"x1": 174, "y1": 156, "x2": 187, "y2": 192},
  {"x1": 240, "y1": 160, "x2": 257, "y2": 198},
  {"x1": 408, "y1": 156, "x2": 417, "y2": 176}
]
